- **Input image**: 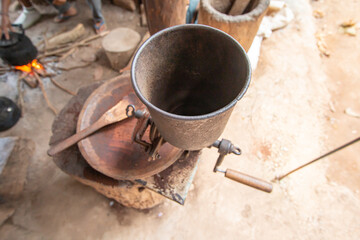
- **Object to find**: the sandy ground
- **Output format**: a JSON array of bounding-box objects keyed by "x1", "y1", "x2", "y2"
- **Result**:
[{"x1": 0, "y1": 0, "x2": 360, "y2": 239}]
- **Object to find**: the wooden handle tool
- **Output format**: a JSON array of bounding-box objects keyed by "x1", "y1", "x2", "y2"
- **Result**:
[
  {"x1": 223, "y1": 169, "x2": 273, "y2": 193},
  {"x1": 48, "y1": 97, "x2": 132, "y2": 156}
]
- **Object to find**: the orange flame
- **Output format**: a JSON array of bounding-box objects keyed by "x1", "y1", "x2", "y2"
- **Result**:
[{"x1": 15, "y1": 59, "x2": 44, "y2": 73}]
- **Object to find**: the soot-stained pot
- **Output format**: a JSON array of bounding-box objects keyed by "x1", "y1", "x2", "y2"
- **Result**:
[
  {"x1": 0, "y1": 97, "x2": 21, "y2": 132},
  {"x1": 131, "y1": 24, "x2": 251, "y2": 150},
  {"x1": 0, "y1": 24, "x2": 37, "y2": 66}
]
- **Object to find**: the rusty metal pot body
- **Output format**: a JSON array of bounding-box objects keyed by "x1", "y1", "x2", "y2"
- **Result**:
[{"x1": 131, "y1": 24, "x2": 251, "y2": 150}]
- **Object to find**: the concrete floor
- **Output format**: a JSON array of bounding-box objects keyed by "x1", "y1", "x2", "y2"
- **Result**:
[{"x1": 1, "y1": 0, "x2": 360, "y2": 239}]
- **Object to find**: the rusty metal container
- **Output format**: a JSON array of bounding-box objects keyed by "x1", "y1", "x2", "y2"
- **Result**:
[{"x1": 131, "y1": 24, "x2": 251, "y2": 150}]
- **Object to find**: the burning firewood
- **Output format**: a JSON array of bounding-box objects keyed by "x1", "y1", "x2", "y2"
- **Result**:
[
  {"x1": 22, "y1": 74, "x2": 38, "y2": 88},
  {"x1": 15, "y1": 60, "x2": 44, "y2": 88},
  {"x1": 14, "y1": 59, "x2": 75, "y2": 115}
]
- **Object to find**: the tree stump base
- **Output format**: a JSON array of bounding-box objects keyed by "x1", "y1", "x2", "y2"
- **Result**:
[
  {"x1": 49, "y1": 75, "x2": 164, "y2": 209},
  {"x1": 49, "y1": 73, "x2": 201, "y2": 208},
  {"x1": 102, "y1": 28, "x2": 141, "y2": 71}
]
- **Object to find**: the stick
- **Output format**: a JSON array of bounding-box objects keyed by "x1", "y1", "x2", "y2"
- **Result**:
[
  {"x1": 41, "y1": 26, "x2": 50, "y2": 55},
  {"x1": 81, "y1": 30, "x2": 109, "y2": 44},
  {"x1": 38, "y1": 43, "x2": 89, "y2": 59},
  {"x1": 57, "y1": 62, "x2": 91, "y2": 71},
  {"x1": 37, "y1": 26, "x2": 50, "y2": 49},
  {"x1": 46, "y1": 27, "x2": 69, "y2": 42},
  {"x1": 50, "y1": 77, "x2": 76, "y2": 96},
  {"x1": 40, "y1": 58, "x2": 60, "y2": 64},
  {"x1": 40, "y1": 29, "x2": 80, "y2": 52},
  {"x1": 58, "y1": 47, "x2": 77, "y2": 61},
  {"x1": 33, "y1": 72, "x2": 58, "y2": 115},
  {"x1": 36, "y1": 39, "x2": 44, "y2": 48},
  {"x1": 0, "y1": 66, "x2": 14, "y2": 71},
  {"x1": 17, "y1": 77, "x2": 25, "y2": 116},
  {"x1": 47, "y1": 24, "x2": 85, "y2": 49},
  {"x1": 44, "y1": 34, "x2": 49, "y2": 54},
  {"x1": 40, "y1": 72, "x2": 56, "y2": 77},
  {"x1": 42, "y1": 42, "x2": 75, "y2": 52},
  {"x1": 274, "y1": 136, "x2": 360, "y2": 181},
  {"x1": 21, "y1": 74, "x2": 38, "y2": 88},
  {"x1": 38, "y1": 31, "x2": 109, "y2": 59},
  {"x1": 42, "y1": 30, "x2": 95, "y2": 52},
  {"x1": 38, "y1": 46, "x2": 73, "y2": 59}
]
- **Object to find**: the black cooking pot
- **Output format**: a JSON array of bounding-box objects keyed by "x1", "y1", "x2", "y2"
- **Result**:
[
  {"x1": 0, "y1": 97, "x2": 21, "y2": 132},
  {"x1": 0, "y1": 24, "x2": 37, "y2": 66}
]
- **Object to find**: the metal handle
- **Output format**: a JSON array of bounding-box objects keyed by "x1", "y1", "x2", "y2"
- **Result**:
[
  {"x1": 211, "y1": 138, "x2": 272, "y2": 193},
  {"x1": 212, "y1": 139, "x2": 241, "y2": 172},
  {"x1": 223, "y1": 169, "x2": 273, "y2": 193},
  {"x1": 11, "y1": 24, "x2": 25, "y2": 35}
]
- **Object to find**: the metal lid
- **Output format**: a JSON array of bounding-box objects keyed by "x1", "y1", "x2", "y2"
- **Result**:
[
  {"x1": 0, "y1": 24, "x2": 24, "y2": 47},
  {"x1": 0, "y1": 32, "x2": 21, "y2": 47}
]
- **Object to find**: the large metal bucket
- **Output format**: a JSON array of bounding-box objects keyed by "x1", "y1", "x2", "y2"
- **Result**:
[{"x1": 131, "y1": 24, "x2": 251, "y2": 150}]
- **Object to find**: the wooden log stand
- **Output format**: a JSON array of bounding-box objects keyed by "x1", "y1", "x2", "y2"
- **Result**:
[
  {"x1": 198, "y1": 0, "x2": 269, "y2": 52},
  {"x1": 143, "y1": 0, "x2": 188, "y2": 35},
  {"x1": 49, "y1": 73, "x2": 201, "y2": 208},
  {"x1": 49, "y1": 75, "x2": 164, "y2": 209},
  {"x1": 102, "y1": 28, "x2": 141, "y2": 71}
]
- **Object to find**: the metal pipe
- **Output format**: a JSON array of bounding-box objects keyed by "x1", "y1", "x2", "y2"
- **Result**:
[{"x1": 274, "y1": 136, "x2": 360, "y2": 181}]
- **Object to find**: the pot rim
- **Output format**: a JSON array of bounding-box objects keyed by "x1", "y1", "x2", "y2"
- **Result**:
[
  {"x1": 131, "y1": 24, "x2": 251, "y2": 121},
  {"x1": 201, "y1": 0, "x2": 270, "y2": 23}
]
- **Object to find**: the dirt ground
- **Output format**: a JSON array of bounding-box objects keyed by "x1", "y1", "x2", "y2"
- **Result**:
[{"x1": 0, "y1": 0, "x2": 360, "y2": 239}]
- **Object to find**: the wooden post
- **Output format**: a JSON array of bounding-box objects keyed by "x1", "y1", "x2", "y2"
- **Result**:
[
  {"x1": 198, "y1": 0, "x2": 269, "y2": 52},
  {"x1": 143, "y1": 0, "x2": 188, "y2": 35},
  {"x1": 102, "y1": 28, "x2": 141, "y2": 71}
]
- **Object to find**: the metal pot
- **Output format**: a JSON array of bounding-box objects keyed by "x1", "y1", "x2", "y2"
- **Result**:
[
  {"x1": 0, "y1": 97, "x2": 21, "y2": 132},
  {"x1": 0, "y1": 24, "x2": 37, "y2": 66},
  {"x1": 131, "y1": 24, "x2": 251, "y2": 150}
]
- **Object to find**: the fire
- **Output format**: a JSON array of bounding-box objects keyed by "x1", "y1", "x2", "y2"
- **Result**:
[{"x1": 15, "y1": 59, "x2": 44, "y2": 73}]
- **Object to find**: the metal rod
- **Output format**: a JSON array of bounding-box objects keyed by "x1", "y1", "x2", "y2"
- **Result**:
[
  {"x1": 274, "y1": 136, "x2": 360, "y2": 181},
  {"x1": 215, "y1": 168, "x2": 226, "y2": 173}
]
